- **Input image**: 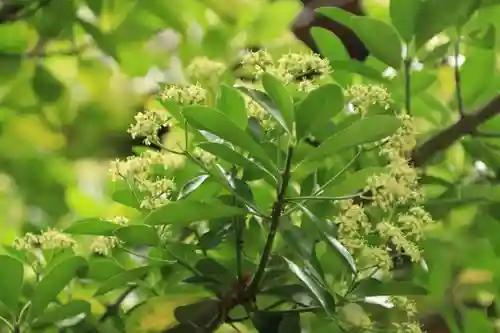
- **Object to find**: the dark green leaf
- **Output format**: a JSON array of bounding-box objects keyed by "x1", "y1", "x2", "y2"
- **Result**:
[
  {"x1": 389, "y1": 0, "x2": 424, "y2": 43},
  {"x1": 195, "y1": 258, "x2": 236, "y2": 285},
  {"x1": 278, "y1": 312, "x2": 301, "y2": 333},
  {"x1": 182, "y1": 105, "x2": 275, "y2": 172},
  {"x1": 32, "y1": 300, "x2": 91, "y2": 328},
  {"x1": 145, "y1": 199, "x2": 247, "y2": 225},
  {"x1": 32, "y1": 64, "x2": 64, "y2": 103},
  {"x1": 253, "y1": 311, "x2": 286, "y2": 333},
  {"x1": 111, "y1": 179, "x2": 144, "y2": 209},
  {"x1": 297, "y1": 115, "x2": 402, "y2": 169},
  {"x1": 355, "y1": 278, "x2": 428, "y2": 296},
  {"x1": 177, "y1": 175, "x2": 210, "y2": 200},
  {"x1": 216, "y1": 84, "x2": 247, "y2": 130},
  {"x1": 84, "y1": 0, "x2": 103, "y2": 15},
  {"x1": 197, "y1": 142, "x2": 277, "y2": 185},
  {"x1": 0, "y1": 255, "x2": 23, "y2": 312},
  {"x1": 63, "y1": 218, "x2": 119, "y2": 236},
  {"x1": 94, "y1": 266, "x2": 150, "y2": 296},
  {"x1": 351, "y1": 17, "x2": 403, "y2": 69},
  {"x1": 115, "y1": 225, "x2": 160, "y2": 247},
  {"x1": 283, "y1": 257, "x2": 335, "y2": 315},
  {"x1": 30, "y1": 256, "x2": 87, "y2": 321},
  {"x1": 311, "y1": 27, "x2": 349, "y2": 61},
  {"x1": 295, "y1": 83, "x2": 344, "y2": 139},
  {"x1": 174, "y1": 299, "x2": 221, "y2": 329},
  {"x1": 77, "y1": 18, "x2": 119, "y2": 61},
  {"x1": 261, "y1": 73, "x2": 294, "y2": 134},
  {"x1": 33, "y1": 0, "x2": 75, "y2": 38}
]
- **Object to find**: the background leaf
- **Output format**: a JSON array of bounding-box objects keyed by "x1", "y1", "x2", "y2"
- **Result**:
[{"x1": 0, "y1": 255, "x2": 24, "y2": 312}]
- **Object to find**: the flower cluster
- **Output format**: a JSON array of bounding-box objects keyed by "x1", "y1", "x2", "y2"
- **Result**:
[
  {"x1": 241, "y1": 50, "x2": 330, "y2": 92},
  {"x1": 13, "y1": 228, "x2": 76, "y2": 251},
  {"x1": 159, "y1": 83, "x2": 207, "y2": 106},
  {"x1": 128, "y1": 109, "x2": 170, "y2": 145},
  {"x1": 90, "y1": 236, "x2": 120, "y2": 256},
  {"x1": 186, "y1": 56, "x2": 226, "y2": 85},
  {"x1": 109, "y1": 151, "x2": 177, "y2": 210},
  {"x1": 331, "y1": 86, "x2": 432, "y2": 333},
  {"x1": 345, "y1": 84, "x2": 393, "y2": 116}
]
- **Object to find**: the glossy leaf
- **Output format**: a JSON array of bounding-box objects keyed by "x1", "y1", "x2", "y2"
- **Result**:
[
  {"x1": 145, "y1": 199, "x2": 247, "y2": 225},
  {"x1": 177, "y1": 174, "x2": 210, "y2": 200},
  {"x1": 115, "y1": 225, "x2": 160, "y2": 247},
  {"x1": 236, "y1": 85, "x2": 291, "y2": 135},
  {"x1": 0, "y1": 255, "x2": 24, "y2": 312},
  {"x1": 323, "y1": 167, "x2": 386, "y2": 197},
  {"x1": 390, "y1": 0, "x2": 424, "y2": 43},
  {"x1": 63, "y1": 218, "x2": 119, "y2": 236},
  {"x1": 261, "y1": 73, "x2": 295, "y2": 134},
  {"x1": 94, "y1": 266, "x2": 150, "y2": 296},
  {"x1": 216, "y1": 84, "x2": 248, "y2": 130},
  {"x1": 197, "y1": 142, "x2": 277, "y2": 185},
  {"x1": 300, "y1": 206, "x2": 357, "y2": 274},
  {"x1": 182, "y1": 105, "x2": 275, "y2": 171},
  {"x1": 295, "y1": 83, "x2": 344, "y2": 139},
  {"x1": 283, "y1": 257, "x2": 335, "y2": 314},
  {"x1": 351, "y1": 17, "x2": 403, "y2": 69},
  {"x1": 30, "y1": 256, "x2": 87, "y2": 321},
  {"x1": 32, "y1": 300, "x2": 91, "y2": 328},
  {"x1": 32, "y1": 64, "x2": 64, "y2": 103},
  {"x1": 297, "y1": 115, "x2": 402, "y2": 168},
  {"x1": 311, "y1": 27, "x2": 349, "y2": 61}
]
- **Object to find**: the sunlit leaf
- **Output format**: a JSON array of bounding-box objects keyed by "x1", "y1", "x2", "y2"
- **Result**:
[
  {"x1": 261, "y1": 73, "x2": 294, "y2": 135},
  {"x1": 63, "y1": 218, "x2": 119, "y2": 236},
  {"x1": 390, "y1": 0, "x2": 424, "y2": 43},
  {"x1": 216, "y1": 84, "x2": 248, "y2": 130},
  {"x1": 0, "y1": 255, "x2": 23, "y2": 312},
  {"x1": 32, "y1": 300, "x2": 91, "y2": 328},
  {"x1": 30, "y1": 256, "x2": 87, "y2": 321},
  {"x1": 115, "y1": 225, "x2": 160, "y2": 247}
]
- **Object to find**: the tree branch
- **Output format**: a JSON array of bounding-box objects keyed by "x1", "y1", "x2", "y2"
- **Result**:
[{"x1": 411, "y1": 95, "x2": 500, "y2": 167}]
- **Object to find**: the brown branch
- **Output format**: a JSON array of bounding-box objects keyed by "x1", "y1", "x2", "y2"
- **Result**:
[{"x1": 411, "y1": 95, "x2": 500, "y2": 167}]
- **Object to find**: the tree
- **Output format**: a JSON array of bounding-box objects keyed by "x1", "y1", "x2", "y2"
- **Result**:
[{"x1": 1, "y1": 1, "x2": 500, "y2": 333}]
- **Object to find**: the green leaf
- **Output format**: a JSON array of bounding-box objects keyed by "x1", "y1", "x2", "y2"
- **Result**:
[
  {"x1": 32, "y1": 64, "x2": 64, "y2": 103},
  {"x1": 261, "y1": 73, "x2": 295, "y2": 134},
  {"x1": 94, "y1": 266, "x2": 150, "y2": 296},
  {"x1": 197, "y1": 142, "x2": 277, "y2": 185},
  {"x1": 311, "y1": 27, "x2": 349, "y2": 61},
  {"x1": 111, "y1": 179, "x2": 144, "y2": 209},
  {"x1": 282, "y1": 257, "x2": 335, "y2": 315},
  {"x1": 414, "y1": 0, "x2": 477, "y2": 49},
  {"x1": 316, "y1": 7, "x2": 355, "y2": 28},
  {"x1": 323, "y1": 167, "x2": 386, "y2": 197},
  {"x1": 355, "y1": 278, "x2": 428, "y2": 296},
  {"x1": 297, "y1": 115, "x2": 402, "y2": 169},
  {"x1": 300, "y1": 206, "x2": 357, "y2": 274},
  {"x1": 389, "y1": 0, "x2": 424, "y2": 43},
  {"x1": 0, "y1": 255, "x2": 24, "y2": 312},
  {"x1": 456, "y1": 47, "x2": 496, "y2": 109},
  {"x1": 278, "y1": 313, "x2": 301, "y2": 333},
  {"x1": 63, "y1": 218, "x2": 119, "y2": 236},
  {"x1": 216, "y1": 85, "x2": 248, "y2": 130},
  {"x1": 351, "y1": 17, "x2": 403, "y2": 68},
  {"x1": 77, "y1": 18, "x2": 119, "y2": 61},
  {"x1": 182, "y1": 105, "x2": 275, "y2": 172},
  {"x1": 144, "y1": 199, "x2": 247, "y2": 226},
  {"x1": 32, "y1": 300, "x2": 91, "y2": 328},
  {"x1": 295, "y1": 84, "x2": 344, "y2": 140},
  {"x1": 30, "y1": 256, "x2": 87, "y2": 321},
  {"x1": 87, "y1": 258, "x2": 125, "y2": 281},
  {"x1": 173, "y1": 299, "x2": 221, "y2": 329},
  {"x1": 177, "y1": 175, "x2": 210, "y2": 200},
  {"x1": 235, "y1": 85, "x2": 292, "y2": 136},
  {"x1": 115, "y1": 225, "x2": 160, "y2": 247},
  {"x1": 195, "y1": 258, "x2": 236, "y2": 285}
]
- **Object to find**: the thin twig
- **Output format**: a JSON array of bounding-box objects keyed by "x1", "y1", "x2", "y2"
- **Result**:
[
  {"x1": 284, "y1": 192, "x2": 363, "y2": 202},
  {"x1": 248, "y1": 145, "x2": 294, "y2": 294},
  {"x1": 453, "y1": 37, "x2": 465, "y2": 118},
  {"x1": 404, "y1": 57, "x2": 412, "y2": 114}
]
